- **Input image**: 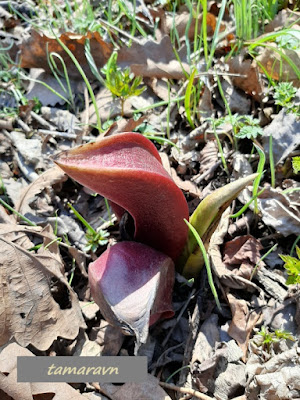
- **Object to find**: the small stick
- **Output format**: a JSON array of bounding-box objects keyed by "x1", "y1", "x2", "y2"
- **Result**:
[
  {"x1": 30, "y1": 110, "x2": 53, "y2": 129},
  {"x1": 38, "y1": 129, "x2": 94, "y2": 142},
  {"x1": 159, "y1": 382, "x2": 216, "y2": 400}
]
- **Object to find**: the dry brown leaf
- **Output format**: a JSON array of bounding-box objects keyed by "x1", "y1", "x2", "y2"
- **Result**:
[
  {"x1": 198, "y1": 140, "x2": 218, "y2": 178},
  {"x1": 15, "y1": 165, "x2": 67, "y2": 215},
  {"x1": 0, "y1": 343, "x2": 86, "y2": 400},
  {"x1": 258, "y1": 187, "x2": 300, "y2": 237},
  {"x1": 104, "y1": 116, "x2": 147, "y2": 137},
  {"x1": 103, "y1": 374, "x2": 171, "y2": 400},
  {"x1": 210, "y1": 209, "x2": 260, "y2": 291},
  {"x1": 262, "y1": 108, "x2": 300, "y2": 165},
  {"x1": 256, "y1": 43, "x2": 300, "y2": 86},
  {"x1": 227, "y1": 54, "x2": 264, "y2": 101},
  {"x1": 223, "y1": 235, "x2": 263, "y2": 267},
  {"x1": 0, "y1": 235, "x2": 86, "y2": 350},
  {"x1": 227, "y1": 293, "x2": 261, "y2": 360},
  {"x1": 0, "y1": 223, "x2": 88, "y2": 278},
  {"x1": 18, "y1": 30, "x2": 113, "y2": 80},
  {"x1": 144, "y1": 78, "x2": 171, "y2": 101},
  {"x1": 265, "y1": 9, "x2": 300, "y2": 33},
  {"x1": 170, "y1": 168, "x2": 201, "y2": 197},
  {"x1": 118, "y1": 35, "x2": 190, "y2": 79}
]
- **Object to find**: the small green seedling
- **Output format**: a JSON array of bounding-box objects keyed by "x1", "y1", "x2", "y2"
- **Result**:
[
  {"x1": 257, "y1": 326, "x2": 295, "y2": 353},
  {"x1": 292, "y1": 157, "x2": 300, "y2": 174},
  {"x1": 234, "y1": 116, "x2": 264, "y2": 140},
  {"x1": 280, "y1": 246, "x2": 300, "y2": 285},
  {"x1": 84, "y1": 228, "x2": 110, "y2": 253},
  {"x1": 273, "y1": 82, "x2": 299, "y2": 115},
  {"x1": 101, "y1": 52, "x2": 146, "y2": 116},
  {"x1": 68, "y1": 203, "x2": 109, "y2": 253}
]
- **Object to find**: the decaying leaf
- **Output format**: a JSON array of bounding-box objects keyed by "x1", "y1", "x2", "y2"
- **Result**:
[
  {"x1": 246, "y1": 346, "x2": 300, "y2": 399},
  {"x1": 256, "y1": 43, "x2": 300, "y2": 86},
  {"x1": 118, "y1": 35, "x2": 190, "y2": 79},
  {"x1": 223, "y1": 235, "x2": 265, "y2": 275},
  {"x1": 85, "y1": 87, "x2": 133, "y2": 127},
  {"x1": 0, "y1": 343, "x2": 86, "y2": 400},
  {"x1": 103, "y1": 374, "x2": 171, "y2": 400},
  {"x1": 198, "y1": 140, "x2": 218, "y2": 179},
  {"x1": 257, "y1": 187, "x2": 300, "y2": 237},
  {"x1": 26, "y1": 68, "x2": 79, "y2": 106},
  {"x1": 15, "y1": 165, "x2": 67, "y2": 217},
  {"x1": 210, "y1": 209, "x2": 261, "y2": 291},
  {"x1": 0, "y1": 233, "x2": 86, "y2": 350},
  {"x1": 262, "y1": 109, "x2": 300, "y2": 164},
  {"x1": 19, "y1": 30, "x2": 113, "y2": 80},
  {"x1": 265, "y1": 9, "x2": 300, "y2": 33},
  {"x1": 227, "y1": 53, "x2": 264, "y2": 101},
  {"x1": 227, "y1": 293, "x2": 261, "y2": 360}
]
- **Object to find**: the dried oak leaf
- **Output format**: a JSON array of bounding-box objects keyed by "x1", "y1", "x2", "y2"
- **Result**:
[
  {"x1": 0, "y1": 343, "x2": 86, "y2": 400},
  {"x1": 0, "y1": 235, "x2": 86, "y2": 350},
  {"x1": 118, "y1": 35, "x2": 190, "y2": 79},
  {"x1": 227, "y1": 53, "x2": 264, "y2": 101},
  {"x1": 19, "y1": 30, "x2": 113, "y2": 80},
  {"x1": 227, "y1": 293, "x2": 261, "y2": 360}
]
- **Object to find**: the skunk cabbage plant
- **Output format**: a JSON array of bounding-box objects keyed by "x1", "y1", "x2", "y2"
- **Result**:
[{"x1": 55, "y1": 133, "x2": 189, "y2": 345}]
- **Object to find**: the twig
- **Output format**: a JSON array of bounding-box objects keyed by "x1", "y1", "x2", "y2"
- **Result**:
[
  {"x1": 159, "y1": 382, "x2": 216, "y2": 400},
  {"x1": 30, "y1": 110, "x2": 53, "y2": 129},
  {"x1": 38, "y1": 129, "x2": 94, "y2": 142},
  {"x1": 16, "y1": 117, "x2": 31, "y2": 133}
]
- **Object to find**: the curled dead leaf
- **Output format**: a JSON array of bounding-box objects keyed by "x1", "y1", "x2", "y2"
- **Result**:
[
  {"x1": 0, "y1": 234, "x2": 86, "y2": 350},
  {"x1": 227, "y1": 53, "x2": 264, "y2": 101},
  {"x1": 227, "y1": 293, "x2": 262, "y2": 360}
]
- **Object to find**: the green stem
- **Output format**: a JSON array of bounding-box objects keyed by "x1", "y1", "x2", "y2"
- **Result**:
[{"x1": 0, "y1": 198, "x2": 37, "y2": 226}]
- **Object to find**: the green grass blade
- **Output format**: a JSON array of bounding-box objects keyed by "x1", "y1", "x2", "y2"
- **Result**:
[{"x1": 184, "y1": 219, "x2": 221, "y2": 311}]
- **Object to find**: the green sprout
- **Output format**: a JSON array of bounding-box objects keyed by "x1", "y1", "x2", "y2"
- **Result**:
[
  {"x1": 234, "y1": 116, "x2": 264, "y2": 140},
  {"x1": 280, "y1": 246, "x2": 300, "y2": 285},
  {"x1": 84, "y1": 228, "x2": 109, "y2": 253},
  {"x1": 257, "y1": 326, "x2": 295, "y2": 353},
  {"x1": 273, "y1": 82, "x2": 299, "y2": 115},
  {"x1": 68, "y1": 203, "x2": 109, "y2": 253},
  {"x1": 292, "y1": 157, "x2": 300, "y2": 174},
  {"x1": 102, "y1": 52, "x2": 146, "y2": 116}
]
